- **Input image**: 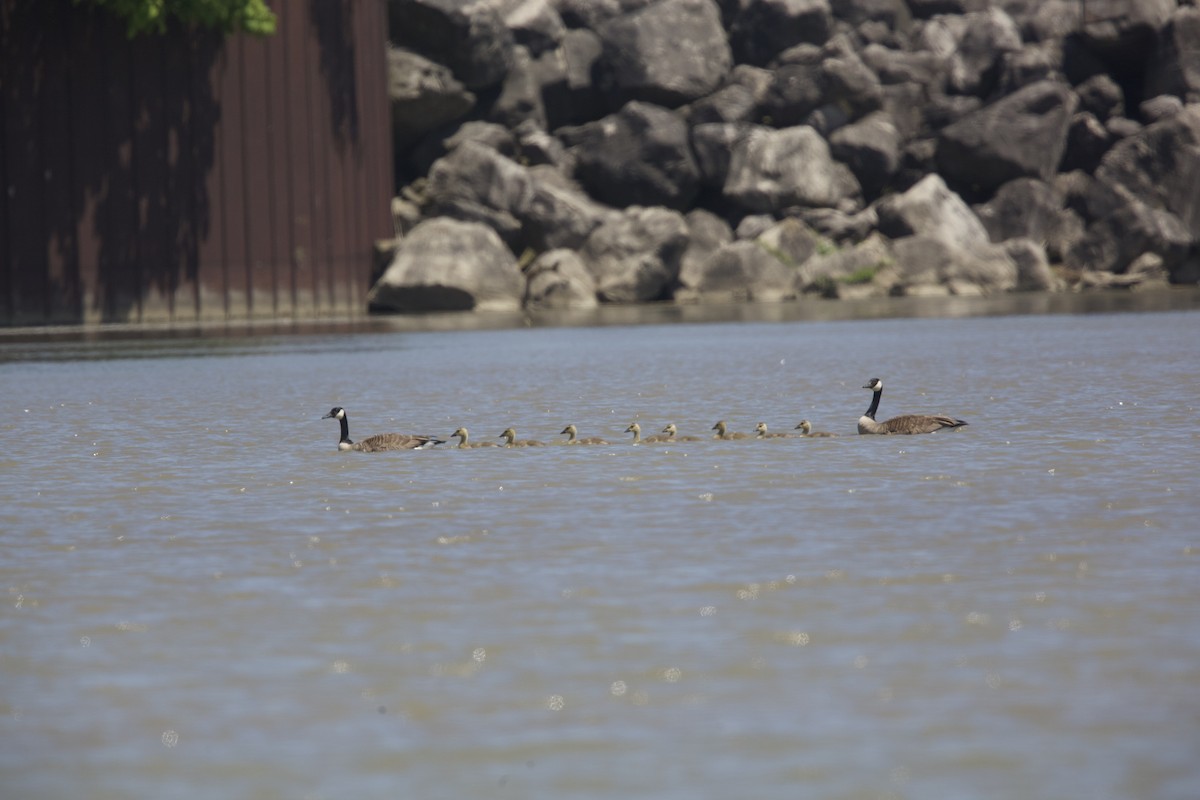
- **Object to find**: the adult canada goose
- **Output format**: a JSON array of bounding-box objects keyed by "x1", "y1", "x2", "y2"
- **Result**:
[
  {"x1": 661, "y1": 423, "x2": 701, "y2": 442},
  {"x1": 322, "y1": 407, "x2": 444, "y2": 451},
  {"x1": 499, "y1": 427, "x2": 545, "y2": 447},
  {"x1": 625, "y1": 422, "x2": 671, "y2": 444},
  {"x1": 450, "y1": 427, "x2": 498, "y2": 448},
  {"x1": 754, "y1": 422, "x2": 794, "y2": 439},
  {"x1": 858, "y1": 378, "x2": 968, "y2": 435},
  {"x1": 560, "y1": 424, "x2": 608, "y2": 445},
  {"x1": 711, "y1": 420, "x2": 752, "y2": 440},
  {"x1": 794, "y1": 420, "x2": 837, "y2": 438}
]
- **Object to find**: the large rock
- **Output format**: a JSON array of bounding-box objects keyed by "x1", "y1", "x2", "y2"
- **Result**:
[
  {"x1": 491, "y1": 45, "x2": 546, "y2": 129},
  {"x1": 425, "y1": 141, "x2": 533, "y2": 245},
  {"x1": 973, "y1": 177, "x2": 1085, "y2": 261},
  {"x1": 724, "y1": 125, "x2": 862, "y2": 213},
  {"x1": 678, "y1": 209, "x2": 734, "y2": 291},
  {"x1": 729, "y1": 0, "x2": 834, "y2": 67},
  {"x1": 684, "y1": 65, "x2": 774, "y2": 125},
  {"x1": 499, "y1": 0, "x2": 566, "y2": 57},
  {"x1": 560, "y1": 101, "x2": 700, "y2": 210},
  {"x1": 523, "y1": 249, "x2": 599, "y2": 309},
  {"x1": 936, "y1": 80, "x2": 1077, "y2": 198},
  {"x1": 828, "y1": 110, "x2": 901, "y2": 200},
  {"x1": 521, "y1": 166, "x2": 616, "y2": 251},
  {"x1": 1065, "y1": 198, "x2": 1193, "y2": 277},
  {"x1": 1077, "y1": 0, "x2": 1175, "y2": 57},
  {"x1": 580, "y1": 207, "x2": 689, "y2": 302},
  {"x1": 1094, "y1": 105, "x2": 1200, "y2": 233},
  {"x1": 388, "y1": 0, "x2": 515, "y2": 90},
  {"x1": 760, "y1": 41, "x2": 883, "y2": 129},
  {"x1": 678, "y1": 241, "x2": 796, "y2": 303},
  {"x1": 387, "y1": 47, "x2": 476, "y2": 150},
  {"x1": 875, "y1": 173, "x2": 992, "y2": 255},
  {"x1": 595, "y1": 0, "x2": 732, "y2": 108},
  {"x1": 1146, "y1": 8, "x2": 1200, "y2": 103},
  {"x1": 368, "y1": 219, "x2": 525, "y2": 312},
  {"x1": 795, "y1": 232, "x2": 894, "y2": 297},
  {"x1": 890, "y1": 235, "x2": 1018, "y2": 295},
  {"x1": 924, "y1": 8, "x2": 1023, "y2": 97}
]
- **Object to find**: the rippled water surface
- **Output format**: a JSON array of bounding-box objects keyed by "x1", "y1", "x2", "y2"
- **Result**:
[{"x1": 2, "y1": 303, "x2": 1199, "y2": 799}]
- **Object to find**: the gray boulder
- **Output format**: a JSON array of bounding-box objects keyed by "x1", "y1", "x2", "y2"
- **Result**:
[
  {"x1": 1074, "y1": 74, "x2": 1124, "y2": 121},
  {"x1": 685, "y1": 65, "x2": 774, "y2": 125},
  {"x1": 1146, "y1": 7, "x2": 1200, "y2": 103},
  {"x1": 369, "y1": 218, "x2": 524, "y2": 312},
  {"x1": 875, "y1": 173, "x2": 992, "y2": 255},
  {"x1": 491, "y1": 45, "x2": 546, "y2": 129},
  {"x1": 1065, "y1": 198, "x2": 1192, "y2": 277},
  {"x1": 729, "y1": 0, "x2": 834, "y2": 67},
  {"x1": 580, "y1": 207, "x2": 690, "y2": 302},
  {"x1": 972, "y1": 177, "x2": 1084, "y2": 261},
  {"x1": 690, "y1": 122, "x2": 755, "y2": 188},
  {"x1": 828, "y1": 111, "x2": 901, "y2": 200},
  {"x1": 1004, "y1": 237, "x2": 1060, "y2": 291},
  {"x1": 389, "y1": 0, "x2": 515, "y2": 90},
  {"x1": 678, "y1": 209, "x2": 734, "y2": 292},
  {"x1": 795, "y1": 233, "x2": 894, "y2": 298},
  {"x1": 561, "y1": 101, "x2": 700, "y2": 210},
  {"x1": 387, "y1": 47, "x2": 475, "y2": 150},
  {"x1": 521, "y1": 166, "x2": 616, "y2": 251},
  {"x1": 1060, "y1": 111, "x2": 1114, "y2": 174},
  {"x1": 523, "y1": 249, "x2": 599, "y2": 309},
  {"x1": 678, "y1": 241, "x2": 796, "y2": 303},
  {"x1": 935, "y1": 8, "x2": 1024, "y2": 97},
  {"x1": 936, "y1": 80, "x2": 1076, "y2": 198},
  {"x1": 595, "y1": 0, "x2": 732, "y2": 108},
  {"x1": 890, "y1": 235, "x2": 1018, "y2": 295},
  {"x1": 425, "y1": 141, "x2": 533, "y2": 245},
  {"x1": 1077, "y1": 0, "x2": 1175, "y2": 57},
  {"x1": 724, "y1": 125, "x2": 862, "y2": 213},
  {"x1": 499, "y1": 0, "x2": 566, "y2": 57},
  {"x1": 1095, "y1": 105, "x2": 1200, "y2": 233}
]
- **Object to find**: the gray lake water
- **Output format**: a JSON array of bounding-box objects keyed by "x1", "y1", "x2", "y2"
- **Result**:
[{"x1": 2, "y1": 299, "x2": 1199, "y2": 799}]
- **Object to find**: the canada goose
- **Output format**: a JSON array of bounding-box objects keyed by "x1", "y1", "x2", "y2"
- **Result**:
[
  {"x1": 661, "y1": 423, "x2": 701, "y2": 442},
  {"x1": 858, "y1": 378, "x2": 968, "y2": 435},
  {"x1": 625, "y1": 422, "x2": 671, "y2": 444},
  {"x1": 754, "y1": 422, "x2": 793, "y2": 439},
  {"x1": 711, "y1": 420, "x2": 752, "y2": 440},
  {"x1": 499, "y1": 427, "x2": 545, "y2": 447},
  {"x1": 560, "y1": 424, "x2": 608, "y2": 445},
  {"x1": 322, "y1": 407, "x2": 444, "y2": 452},
  {"x1": 794, "y1": 420, "x2": 837, "y2": 438},
  {"x1": 450, "y1": 427, "x2": 498, "y2": 448}
]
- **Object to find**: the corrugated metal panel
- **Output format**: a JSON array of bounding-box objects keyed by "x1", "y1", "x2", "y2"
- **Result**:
[{"x1": 0, "y1": 0, "x2": 392, "y2": 326}]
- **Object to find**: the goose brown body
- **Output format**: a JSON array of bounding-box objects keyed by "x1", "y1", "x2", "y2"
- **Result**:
[
  {"x1": 711, "y1": 420, "x2": 752, "y2": 440},
  {"x1": 661, "y1": 423, "x2": 701, "y2": 442},
  {"x1": 625, "y1": 422, "x2": 671, "y2": 444},
  {"x1": 451, "y1": 427, "x2": 498, "y2": 448},
  {"x1": 323, "y1": 407, "x2": 443, "y2": 451},
  {"x1": 794, "y1": 420, "x2": 837, "y2": 437},
  {"x1": 499, "y1": 427, "x2": 545, "y2": 447},
  {"x1": 754, "y1": 422, "x2": 793, "y2": 439},
  {"x1": 560, "y1": 424, "x2": 608, "y2": 445},
  {"x1": 857, "y1": 379, "x2": 968, "y2": 435}
]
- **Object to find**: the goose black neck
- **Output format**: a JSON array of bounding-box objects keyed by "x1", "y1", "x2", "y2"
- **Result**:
[
  {"x1": 865, "y1": 387, "x2": 881, "y2": 420},
  {"x1": 338, "y1": 414, "x2": 353, "y2": 444}
]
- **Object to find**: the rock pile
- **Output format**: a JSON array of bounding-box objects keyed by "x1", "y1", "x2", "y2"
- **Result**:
[{"x1": 370, "y1": 0, "x2": 1200, "y2": 313}]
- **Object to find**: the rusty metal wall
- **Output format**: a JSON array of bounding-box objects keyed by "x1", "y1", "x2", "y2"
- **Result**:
[{"x1": 0, "y1": 0, "x2": 392, "y2": 326}]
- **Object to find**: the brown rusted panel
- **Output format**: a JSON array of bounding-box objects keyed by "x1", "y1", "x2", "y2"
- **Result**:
[
  {"x1": 265, "y1": 16, "x2": 295, "y2": 317},
  {"x1": 131, "y1": 32, "x2": 173, "y2": 322},
  {"x1": 284, "y1": 4, "x2": 318, "y2": 316},
  {"x1": 192, "y1": 34, "x2": 227, "y2": 321},
  {"x1": 2, "y1": 0, "x2": 49, "y2": 325},
  {"x1": 41, "y1": 0, "x2": 81, "y2": 323},
  {"x1": 66, "y1": 3, "x2": 110, "y2": 323},
  {"x1": 219, "y1": 39, "x2": 250, "y2": 319},
  {"x1": 102, "y1": 27, "x2": 141, "y2": 322},
  {"x1": 1, "y1": 0, "x2": 392, "y2": 326},
  {"x1": 240, "y1": 32, "x2": 278, "y2": 317}
]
